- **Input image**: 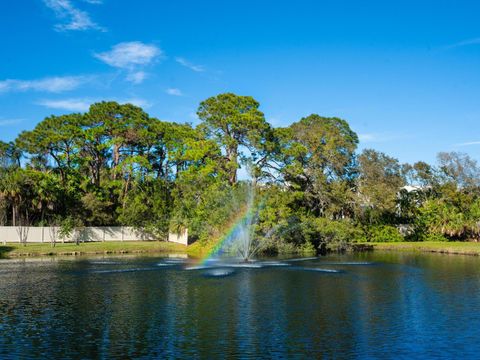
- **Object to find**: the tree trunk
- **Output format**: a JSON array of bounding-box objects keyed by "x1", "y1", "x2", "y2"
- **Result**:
[
  {"x1": 112, "y1": 144, "x2": 120, "y2": 180},
  {"x1": 229, "y1": 168, "x2": 237, "y2": 185},
  {"x1": 227, "y1": 147, "x2": 238, "y2": 185}
]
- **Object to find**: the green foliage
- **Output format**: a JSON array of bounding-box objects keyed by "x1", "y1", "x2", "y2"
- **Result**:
[
  {"x1": 258, "y1": 210, "x2": 365, "y2": 254},
  {"x1": 197, "y1": 93, "x2": 273, "y2": 184},
  {"x1": 421, "y1": 233, "x2": 449, "y2": 242},
  {"x1": 356, "y1": 149, "x2": 405, "y2": 223},
  {"x1": 276, "y1": 115, "x2": 358, "y2": 218},
  {"x1": 172, "y1": 178, "x2": 249, "y2": 243},
  {"x1": 58, "y1": 216, "x2": 83, "y2": 245},
  {"x1": 2, "y1": 94, "x2": 480, "y2": 254},
  {"x1": 366, "y1": 225, "x2": 404, "y2": 243},
  {"x1": 118, "y1": 180, "x2": 172, "y2": 238},
  {"x1": 302, "y1": 218, "x2": 363, "y2": 248}
]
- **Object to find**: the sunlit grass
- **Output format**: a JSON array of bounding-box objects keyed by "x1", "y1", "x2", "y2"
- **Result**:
[
  {"x1": 0, "y1": 241, "x2": 187, "y2": 258},
  {"x1": 368, "y1": 241, "x2": 480, "y2": 256}
]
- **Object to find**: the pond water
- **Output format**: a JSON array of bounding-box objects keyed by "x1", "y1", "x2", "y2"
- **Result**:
[{"x1": 1, "y1": 252, "x2": 480, "y2": 359}]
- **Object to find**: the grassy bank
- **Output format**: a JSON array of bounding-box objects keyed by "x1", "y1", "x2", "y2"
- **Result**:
[
  {"x1": 7, "y1": 240, "x2": 480, "y2": 259},
  {"x1": 367, "y1": 241, "x2": 480, "y2": 256},
  {"x1": 0, "y1": 241, "x2": 187, "y2": 258}
]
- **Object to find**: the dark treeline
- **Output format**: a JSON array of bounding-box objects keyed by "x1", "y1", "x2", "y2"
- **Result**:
[{"x1": 1, "y1": 93, "x2": 480, "y2": 252}]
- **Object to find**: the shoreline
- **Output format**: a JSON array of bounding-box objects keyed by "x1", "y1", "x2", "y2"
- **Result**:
[
  {"x1": 363, "y1": 241, "x2": 480, "y2": 256},
  {"x1": 0, "y1": 241, "x2": 188, "y2": 259},
  {"x1": 3, "y1": 241, "x2": 480, "y2": 259}
]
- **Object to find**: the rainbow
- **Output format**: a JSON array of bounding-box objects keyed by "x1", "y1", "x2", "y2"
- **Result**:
[{"x1": 200, "y1": 207, "x2": 253, "y2": 265}]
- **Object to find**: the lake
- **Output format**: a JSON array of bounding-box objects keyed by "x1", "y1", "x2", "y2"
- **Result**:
[{"x1": 1, "y1": 252, "x2": 479, "y2": 359}]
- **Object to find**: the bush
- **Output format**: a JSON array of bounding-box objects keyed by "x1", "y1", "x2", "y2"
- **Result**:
[
  {"x1": 263, "y1": 216, "x2": 365, "y2": 254},
  {"x1": 367, "y1": 225, "x2": 404, "y2": 242},
  {"x1": 309, "y1": 218, "x2": 365, "y2": 247},
  {"x1": 421, "y1": 233, "x2": 449, "y2": 242}
]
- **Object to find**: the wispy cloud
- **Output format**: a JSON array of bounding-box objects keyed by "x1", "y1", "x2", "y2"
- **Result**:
[
  {"x1": 0, "y1": 118, "x2": 23, "y2": 126},
  {"x1": 37, "y1": 98, "x2": 91, "y2": 112},
  {"x1": 455, "y1": 141, "x2": 480, "y2": 147},
  {"x1": 121, "y1": 98, "x2": 151, "y2": 108},
  {"x1": 37, "y1": 97, "x2": 151, "y2": 112},
  {"x1": 95, "y1": 42, "x2": 162, "y2": 83},
  {"x1": 443, "y1": 37, "x2": 480, "y2": 50},
  {"x1": 175, "y1": 57, "x2": 205, "y2": 72},
  {"x1": 95, "y1": 42, "x2": 161, "y2": 69},
  {"x1": 358, "y1": 132, "x2": 412, "y2": 144},
  {"x1": 165, "y1": 88, "x2": 183, "y2": 96},
  {"x1": 0, "y1": 76, "x2": 90, "y2": 93},
  {"x1": 126, "y1": 71, "x2": 147, "y2": 84},
  {"x1": 0, "y1": 82, "x2": 9, "y2": 92},
  {"x1": 43, "y1": 0, "x2": 104, "y2": 31}
]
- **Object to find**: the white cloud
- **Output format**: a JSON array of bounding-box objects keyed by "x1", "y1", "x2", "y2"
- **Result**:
[
  {"x1": 37, "y1": 97, "x2": 151, "y2": 112},
  {"x1": 455, "y1": 141, "x2": 480, "y2": 147},
  {"x1": 83, "y1": 0, "x2": 103, "y2": 4},
  {"x1": 0, "y1": 76, "x2": 89, "y2": 93},
  {"x1": 165, "y1": 88, "x2": 183, "y2": 96},
  {"x1": 175, "y1": 57, "x2": 205, "y2": 72},
  {"x1": 95, "y1": 42, "x2": 162, "y2": 83},
  {"x1": 126, "y1": 71, "x2": 147, "y2": 84},
  {"x1": 37, "y1": 98, "x2": 91, "y2": 112},
  {"x1": 121, "y1": 98, "x2": 151, "y2": 108},
  {"x1": 0, "y1": 118, "x2": 23, "y2": 126},
  {"x1": 95, "y1": 42, "x2": 162, "y2": 69},
  {"x1": 43, "y1": 0, "x2": 104, "y2": 31},
  {"x1": 358, "y1": 132, "x2": 412, "y2": 144},
  {"x1": 443, "y1": 37, "x2": 480, "y2": 50}
]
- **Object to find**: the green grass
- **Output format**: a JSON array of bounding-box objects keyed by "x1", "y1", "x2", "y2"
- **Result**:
[
  {"x1": 7, "y1": 239, "x2": 478, "y2": 259},
  {"x1": 366, "y1": 241, "x2": 480, "y2": 256},
  {"x1": 0, "y1": 241, "x2": 187, "y2": 258}
]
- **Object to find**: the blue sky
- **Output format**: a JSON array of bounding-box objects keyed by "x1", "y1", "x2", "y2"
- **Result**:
[{"x1": 1, "y1": 0, "x2": 480, "y2": 165}]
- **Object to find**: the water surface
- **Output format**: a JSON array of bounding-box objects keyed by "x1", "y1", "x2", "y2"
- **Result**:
[{"x1": 1, "y1": 252, "x2": 479, "y2": 359}]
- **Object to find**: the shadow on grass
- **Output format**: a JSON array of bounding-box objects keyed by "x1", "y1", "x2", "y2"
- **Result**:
[{"x1": 0, "y1": 246, "x2": 14, "y2": 259}]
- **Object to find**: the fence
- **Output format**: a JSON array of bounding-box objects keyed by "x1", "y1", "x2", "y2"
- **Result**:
[{"x1": 0, "y1": 226, "x2": 189, "y2": 245}]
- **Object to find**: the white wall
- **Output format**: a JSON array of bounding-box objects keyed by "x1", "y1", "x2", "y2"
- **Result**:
[{"x1": 0, "y1": 226, "x2": 189, "y2": 245}]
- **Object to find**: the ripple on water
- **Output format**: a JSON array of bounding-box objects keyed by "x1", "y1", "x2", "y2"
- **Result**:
[
  {"x1": 320, "y1": 262, "x2": 374, "y2": 266},
  {"x1": 164, "y1": 257, "x2": 188, "y2": 262},
  {"x1": 156, "y1": 263, "x2": 176, "y2": 267},
  {"x1": 285, "y1": 257, "x2": 319, "y2": 262},
  {"x1": 223, "y1": 263, "x2": 264, "y2": 269},
  {"x1": 183, "y1": 265, "x2": 205, "y2": 270},
  {"x1": 293, "y1": 267, "x2": 343, "y2": 273},
  {"x1": 202, "y1": 268, "x2": 235, "y2": 277},
  {"x1": 91, "y1": 267, "x2": 157, "y2": 274},
  {"x1": 3, "y1": 253, "x2": 479, "y2": 358},
  {"x1": 258, "y1": 261, "x2": 291, "y2": 267},
  {"x1": 185, "y1": 263, "x2": 264, "y2": 270}
]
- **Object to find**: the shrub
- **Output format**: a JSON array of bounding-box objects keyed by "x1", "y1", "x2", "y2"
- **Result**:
[
  {"x1": 367, "y1": 225, "x2": 404, "y2": 242},
  {"x1": 421, "y1": 233, "x2": 449, "y2": 242}
]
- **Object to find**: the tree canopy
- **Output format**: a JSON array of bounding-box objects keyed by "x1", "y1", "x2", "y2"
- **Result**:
[{"x1": 1, "y1": 93, "x2": 479, "y2": 251}]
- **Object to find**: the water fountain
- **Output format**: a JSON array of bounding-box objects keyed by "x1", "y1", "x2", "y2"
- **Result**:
[
  {"x1": 180, "y1": 180, "x2": 371, "y2": 276},
  {"x1": 203, "y1": 181, "x2": 263, "y2": 263}
]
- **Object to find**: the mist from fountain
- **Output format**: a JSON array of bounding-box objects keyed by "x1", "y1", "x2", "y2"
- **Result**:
[
  {"x1": 188, "y1": 180, "x2": 350, "y2": 275},
  {"x1": 206, "y1": 181, "x2": 263, "y2": 263}
]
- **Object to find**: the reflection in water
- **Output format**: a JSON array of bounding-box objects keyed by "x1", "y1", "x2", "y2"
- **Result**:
[{"x1": 1, "y1": 253, "x2": 480, "y2": 358}]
